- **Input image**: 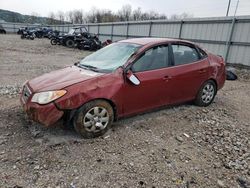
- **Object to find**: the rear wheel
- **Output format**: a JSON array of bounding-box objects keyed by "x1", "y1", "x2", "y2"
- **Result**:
[
  {"x1": 50, "y1": 39, "x2": 57, "y2": 45},
  {"x1": 194, "y1": 80, "x2": 216, "y2": 107},
  {"x1": 65, "y1": 39, "x2": 75, "y2": 48},
  {"x1": 74, "y1": 100, "x2": 114, "y2": 138}
]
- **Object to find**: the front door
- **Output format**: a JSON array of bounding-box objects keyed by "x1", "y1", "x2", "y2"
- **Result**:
[{"x1": 122, "y1": 44, "x2": 172, "y2": 116}]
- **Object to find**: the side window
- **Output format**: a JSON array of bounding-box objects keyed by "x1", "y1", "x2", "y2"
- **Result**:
[
  {"x1": 132, "y1": 45, "x2": 169, "y2": 72},
  {"x1": 172, "y1": 44, "x2": 200, "y2": 65}
]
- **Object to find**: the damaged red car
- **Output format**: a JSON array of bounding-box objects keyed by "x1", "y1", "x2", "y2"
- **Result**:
[{"x1": 20, "y1": 38, "x2": 226, "y2": 138}]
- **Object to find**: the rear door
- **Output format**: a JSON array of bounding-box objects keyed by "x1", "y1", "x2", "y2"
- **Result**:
[{"x1": 166, "y1": 43, "x2": 210, "y2": 104}]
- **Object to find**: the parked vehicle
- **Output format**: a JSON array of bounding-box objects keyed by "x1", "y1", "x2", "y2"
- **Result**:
[
  {"x1": 0, "y1": 24, "x2": 6, "y2": 34},
  {"x1": 37, "y1": 27, "x2": 53, "y2": 38},
  {"x1": 74, "y1": 33, "x2": 102, "y2": 51},
  {"x1": 48, "y1": 30, "x2": 60, "y2": 39},
  {"x1": 17, "y1": 27, "x2": 53, "y2": 38},
  {"x1": 50, "y1": 35, "x2": 64, "y2": 45},
  {"x1": 53, "y1": 26, "x2": 102, "y2": 49},
  {"x1": 62, "y1": 27, "x2": 88, "y2": 48},
  {"x1": 17, "y1": 27, "x2": 26, "y2": 35},
  {"x1": 20, "y1": 38, "x2": 226, "y2": 138},
  {"x1": 20, "y1": 30, "x2": 35, "y2": 40},
  {"x1": 102, "y1": 39, "x2": 112, "y2": 47}
]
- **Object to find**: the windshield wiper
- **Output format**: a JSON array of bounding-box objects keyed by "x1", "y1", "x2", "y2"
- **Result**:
[{"x1": 78, "y1": 64, "x2": 100, "y2": 72}]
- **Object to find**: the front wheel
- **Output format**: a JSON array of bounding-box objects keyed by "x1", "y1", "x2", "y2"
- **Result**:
[
  {"x1": 74, "y1": 100, "x2": 114, "y2": 138},
  {"x1": 194, "y1": 80, "x2": 217, "y2": 107}
]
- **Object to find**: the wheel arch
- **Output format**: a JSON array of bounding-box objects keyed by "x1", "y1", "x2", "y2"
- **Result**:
[
  {"x1": 62, "y1": 98, "x2": 118, "y2": 128},
  {"x1": 207, "y1": 78, "x2": 218, "y2": 94}
]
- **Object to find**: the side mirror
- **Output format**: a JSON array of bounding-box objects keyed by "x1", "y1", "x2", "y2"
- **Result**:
[{"x1": 126, "y1": 70, "x2": 140, "y2": 85}]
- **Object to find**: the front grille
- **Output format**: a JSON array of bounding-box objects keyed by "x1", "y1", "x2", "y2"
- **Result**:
[{"x1": 22, "y1": 84, "x2": 32, "y2": 103}]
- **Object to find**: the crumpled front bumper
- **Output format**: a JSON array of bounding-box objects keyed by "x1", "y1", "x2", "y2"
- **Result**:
[{"x1": 20, "y1": 85, "x2": 64, "y2": 127}]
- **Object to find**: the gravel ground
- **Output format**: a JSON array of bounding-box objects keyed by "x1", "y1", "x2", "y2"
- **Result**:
[{"x1": 0, "y1": 34, "x2": 249, "y2": 188}]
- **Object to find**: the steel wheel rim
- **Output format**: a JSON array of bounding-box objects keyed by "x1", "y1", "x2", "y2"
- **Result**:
[
  {"x1": 83, "y1": 106, "x2": 109, "y2": 133},
  {"x1": 201, "y1": 83, "x2": 215, "y2": 104}
]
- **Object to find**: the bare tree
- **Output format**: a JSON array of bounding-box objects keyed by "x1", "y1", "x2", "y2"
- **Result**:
[
  {"x1": 57, "y1": 11, "x2": 65, "y2": 24},
  {"x1": 66, "y1": 11, "x2": 74, "y2": 23},
  {"x1": 87, "y1": 8, "x2": 98, "y2": 23},
  {"x1": 45, "y1": 4, "x2": 190, "y2": 24},
  {"x1": 118, "y1": 4, "x2": 132, "y2": 21},
  {"x1": 73, "y1": 10, "x2": 84, "y2": 24},
  {"x1": 30, "y1": 12, "x2": 39, "y2": 24},
  {"x1": 132, "y1": 7, "x2": 142, "y2": 21},
  {"x1": 47, "y1": 12, "x2": 56, "y2": 24},
  {"x1": 170, "y1": 13, "x2": 193, "y2": 20}
]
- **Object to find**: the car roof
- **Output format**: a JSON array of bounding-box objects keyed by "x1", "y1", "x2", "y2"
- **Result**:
[{"x1": 118, "y1": 37, "x2": 195, "y2": 46}]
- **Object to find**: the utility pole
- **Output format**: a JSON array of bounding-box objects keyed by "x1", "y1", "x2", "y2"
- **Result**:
[
  {"x1": 234, "y1": 0, "x2": 240, "y2": 16},
  {"x1": 226, "y1": 0, "x2": 231, "y2": 16}
]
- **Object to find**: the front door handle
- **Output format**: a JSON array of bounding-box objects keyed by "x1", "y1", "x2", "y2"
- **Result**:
[
  {"x1": 198, "y1": 69, "x2": 207, "y2": 73},
  {"x1": 163, "y1": 75, "x2": 172, "y2": 81}
]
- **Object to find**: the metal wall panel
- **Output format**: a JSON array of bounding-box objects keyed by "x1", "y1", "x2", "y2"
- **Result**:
[
  {"x1": 2, "y1": 23, "x2": 28, "y2": 32},
  {"x1": 88, "y1": 25, "x2": 98, "y2": 34},
  {"x1": 228, "y1": 46, "x2": 250, "y2": 66},
  {"x1": 196, "y1": 43, "x2": 226, "y2": 56},
  {"x1": 181, "y1": 23, "x2": 231, "y2": 41},
  {"x1": 99, "y1": 25, "x2": 112, "y2": 35},
  {"x1": 113, "y1": 24, "x2": 127, "y2": 35},
  {"x1": 128, "y1": 23, "x2": 150, "y2": 36},
  {"x1": 112, "y1": 36, "x2": 127, "y2": 41},
  {"x1": 232, "y1": 22, "x2": 250, "y2": 43},
  {"x1": 99, "y1": 35, "x2": 112, "y2": 41},
  {"x1": 151, "y1": 23, "x2": 180, "y2": 38}
]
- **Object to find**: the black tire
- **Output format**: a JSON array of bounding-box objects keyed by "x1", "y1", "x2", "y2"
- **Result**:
[
  {"x1": 65, "y1": 39, "x2": 75, "y2": 48},
  {"x1": 50, "y1": 39, "x2": 57, "y2": 45},
  {"x1": 194, "y1": 80, "x2": 217, "y2": 107},
  {"x1": 74, "y1": 100, "x2": 114, "y2": 139}
]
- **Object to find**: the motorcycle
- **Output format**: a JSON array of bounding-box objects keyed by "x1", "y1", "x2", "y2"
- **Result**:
[
  {"x1": 50, "y1": 35, "x2": 64, "y2": 45},
  {"x1": 20, "y1": 30, "x2": 35, "y2": 40},
  {"x1": 47, "y1": 30, "x2": 60, "y2": 39}
]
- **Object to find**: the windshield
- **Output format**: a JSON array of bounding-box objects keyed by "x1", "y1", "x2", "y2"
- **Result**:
[{"x1": 79, "y1": 42, "x2": 141, "y2": 72}]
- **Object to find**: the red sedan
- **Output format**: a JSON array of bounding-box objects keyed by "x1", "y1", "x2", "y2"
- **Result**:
[{"x1": 20, "y1": 38, "x2": 226, "y2": 138}]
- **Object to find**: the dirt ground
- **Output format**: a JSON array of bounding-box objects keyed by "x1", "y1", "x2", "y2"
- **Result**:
[{"x1": 0, "y1": 34, "x2": 249, "y2": 188}]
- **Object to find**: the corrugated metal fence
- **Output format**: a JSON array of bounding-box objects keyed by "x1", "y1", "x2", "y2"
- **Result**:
[{"x1": 1, "y1": 16, "x2": 250, "y2": 67}]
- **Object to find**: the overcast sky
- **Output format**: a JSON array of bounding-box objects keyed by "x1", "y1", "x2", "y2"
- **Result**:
[{"x1": 1, "y1": 0, "x2": 250, "y2": 18}]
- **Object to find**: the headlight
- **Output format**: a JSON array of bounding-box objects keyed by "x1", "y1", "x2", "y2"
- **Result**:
[{"x1": 31, "y1": 90, "x2": 67, "y2": 105}]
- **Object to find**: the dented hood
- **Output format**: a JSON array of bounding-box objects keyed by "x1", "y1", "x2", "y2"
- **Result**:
[{"x1": 28, "y1": 66, "x2": 104, "y2": 92}]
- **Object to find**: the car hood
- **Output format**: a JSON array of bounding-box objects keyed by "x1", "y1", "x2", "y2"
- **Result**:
[{"x1": 28, "y1": 66, "x2": 104, "y2": 92}]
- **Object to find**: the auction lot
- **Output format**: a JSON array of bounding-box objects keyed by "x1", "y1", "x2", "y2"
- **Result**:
[{"x1": 0, "y1": 34, "x2": 249, "y2": 188}]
